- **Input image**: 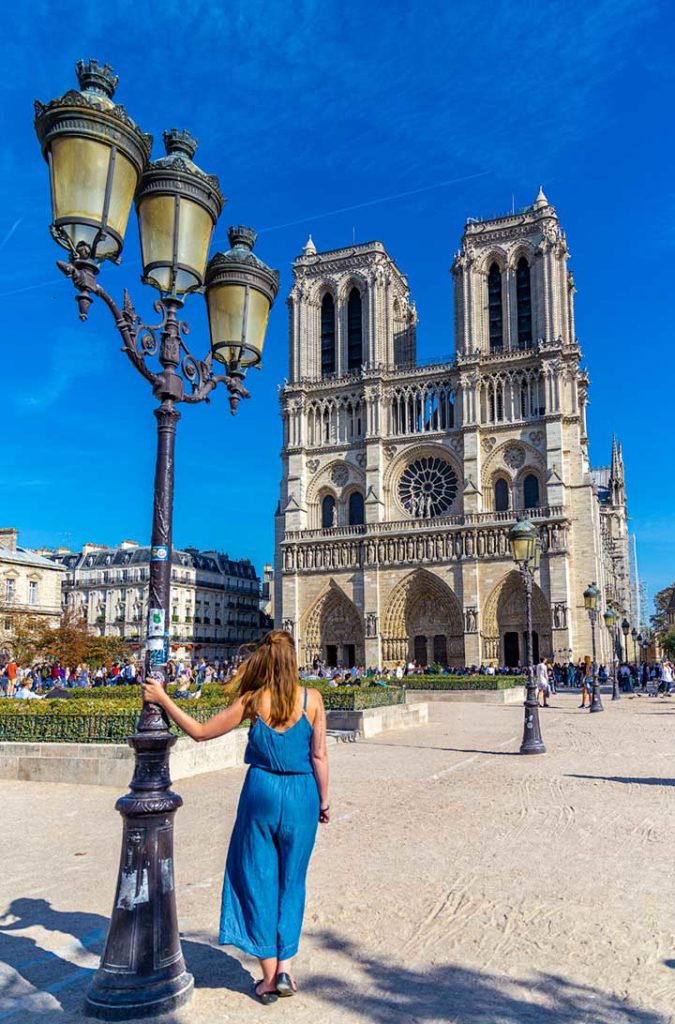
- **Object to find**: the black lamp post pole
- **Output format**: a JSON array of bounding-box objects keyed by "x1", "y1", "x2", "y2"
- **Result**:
[
  {"x1": 611, "y1": 625, "x2": 620, "y2": 701},
  {"x1": 519, "y1": 564, "x2": 545, "y2": 754},
  {"x1": 54, "y1": 271, "x2": 250, "y2": 1021},
  {"x1": 589, "y1": 609, "x2": 603, "y2": 712}
]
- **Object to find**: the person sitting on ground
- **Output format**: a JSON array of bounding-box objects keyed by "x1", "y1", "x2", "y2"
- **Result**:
[{"x1": 14, "y1": 677, "x2": 43, "y2": 700}]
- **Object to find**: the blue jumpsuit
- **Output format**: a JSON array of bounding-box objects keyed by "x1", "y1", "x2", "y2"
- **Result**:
[{"x1": 219, "y1": 688, "x2": 319, "y2": 959}]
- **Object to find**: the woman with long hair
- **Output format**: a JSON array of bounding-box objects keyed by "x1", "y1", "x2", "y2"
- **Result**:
[{"x1": 141, "y1": 629, "x2": 330, "y2": 1005}]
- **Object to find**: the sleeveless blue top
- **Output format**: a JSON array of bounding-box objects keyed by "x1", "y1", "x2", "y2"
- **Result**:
[{"x1": 244, "y1": 687, "x2": 313, "y2": 774}]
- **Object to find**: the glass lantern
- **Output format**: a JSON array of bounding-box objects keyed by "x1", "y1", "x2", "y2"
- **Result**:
[
  {"x1": 205, "y1": 226, "x2": 280, "y2": 371},
  {"x1": 34, "y1": 59, "x2": 151, "y2": 262},
  {"x1": 509, "y1": 517, "x2": 537, "y2": 566},
  {"x1": 136, "y1": 129, "x2": 224, "y2": 297}
]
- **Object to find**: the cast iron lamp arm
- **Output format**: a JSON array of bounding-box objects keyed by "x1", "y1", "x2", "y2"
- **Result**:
[{"x1": 56, "y1": 256, "x2": 249, "y2": 412}]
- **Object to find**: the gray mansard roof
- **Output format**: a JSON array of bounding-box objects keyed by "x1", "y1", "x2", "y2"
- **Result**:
[{"x1": 49, "y1": 545, "x2": 257, "y2": 579}]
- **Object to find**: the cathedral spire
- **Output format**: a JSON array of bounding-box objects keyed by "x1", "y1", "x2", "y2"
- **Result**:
[
  {"x1": 302, "y1": 234, "x2": 317, "y2": 256},
  {"x1": 533, "y1": 184, "x2": 549, "y2": 209}
]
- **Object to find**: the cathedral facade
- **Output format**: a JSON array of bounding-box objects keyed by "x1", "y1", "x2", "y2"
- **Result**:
[{"x1": 274, "y1": 190, "x2": 632, "y2": 669}]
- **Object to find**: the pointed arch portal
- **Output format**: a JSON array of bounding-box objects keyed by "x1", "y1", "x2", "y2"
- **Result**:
[
  {"x1": 482, "y1": 571, "x2": 552, "y2": 666},
  {"x1": 303, "y1": 582, "x2": 364, "y2": 668},
  {"x1": 381, "y1": 569, "x2": 465, "y2": 667}
]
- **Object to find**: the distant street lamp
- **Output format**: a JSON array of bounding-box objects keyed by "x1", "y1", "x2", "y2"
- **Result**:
[
  {"x1": 621, "y1": 618, "x2": 630, "y2": 664},
  {"x1": 603, "y1": 607, "x2": 619, "y2": 701},
  {"x1": 583, "y1": 583, "x2": 603, "y2": 713},
  {"x1": 509, "y1": 517, "x2": 545, "y2": 754},
  {"x1": 34, "y1": 60, "x2": 279, "y2": 1020}
]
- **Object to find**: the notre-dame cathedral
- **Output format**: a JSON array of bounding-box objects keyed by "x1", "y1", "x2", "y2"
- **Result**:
[{"x1": 274, "y1": 189, "x2": 632, "y2": 669}]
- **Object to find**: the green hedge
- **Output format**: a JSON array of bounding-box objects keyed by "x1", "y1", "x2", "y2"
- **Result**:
[
  {"x1": 0, "y1": 701, "x2": 229, "y2": 743},
  {"x1": 321, "y1": 687, "x2": 405, "y2": 711},
  {"x1": 0, "y1": 683, "x2": 405, "y2": 742},
  {"x1": 401, "y1": 675, "x2": 525, "y2": 690}
]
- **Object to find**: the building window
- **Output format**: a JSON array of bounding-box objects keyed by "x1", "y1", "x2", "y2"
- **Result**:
[
  {"x1": 494, "y1": 478, "x2": 509, "y2": 512},
  {"x1": 347, "y1": 287, "x2": 363, "y2": 370},
  {"x1": 516, "y1": 257, "x2": 532, "y2": 348},
  {"x1": 321, "y1": 294, "x2": 336, "y2": 376},
  {"x1": 348, "y1": 491, "x2": 365, "y2": 526},
  {"x1": 28, "y1": 581, "x2": 38, "y2": 606},
  {"x1": 488, "y1": 262, "x2": 503, "y2": 351},
  {"x1": 523, "y1": 474, "x2": 540, "y2": 509},
  {"x1": 4, "y1": 579, "x2": 15, "y2": 602},
  {"x1": 321, "y1": 495, "x2": 336, "y2": 529}
]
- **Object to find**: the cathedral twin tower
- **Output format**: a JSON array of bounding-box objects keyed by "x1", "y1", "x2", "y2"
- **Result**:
[{"x1": 274, "y1": 189, "x2": 631, "y2": 669}]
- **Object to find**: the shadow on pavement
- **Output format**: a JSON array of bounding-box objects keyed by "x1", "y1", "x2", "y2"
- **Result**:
[
  {"x1": 565, "y1": 775, "x2": 675, "y2": 787},
  {"x1": 307, "y1": 928, "x2": 664, "y2": 1023},
  {"x1": 363, "y1": 742, "x2": 521, "y2": 756},
  {"x1": 0, "y1": 897, "x2": 251, "y2": 1022}
]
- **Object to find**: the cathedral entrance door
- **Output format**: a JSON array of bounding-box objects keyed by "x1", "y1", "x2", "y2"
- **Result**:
[
  {"x1": 521, "y1": 631, "x2": 540, "y2": 665},
  {"x1": 433, "y1": 634, "x2": 448, "y2": 666},
  {"x1": 326, "y1": 644, "x2": 338, "y2": 668},
  {"x1": 343, "y1": 644, "x2": 356, "y2": 668},
  {"x1": 504, "y1": 632, "x2": 519, "y2": 667},
  {"x1": 413, "y1": 635, "x2": 427, "y2": 665}
]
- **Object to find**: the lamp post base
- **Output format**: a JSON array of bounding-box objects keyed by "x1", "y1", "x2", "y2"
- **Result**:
[
  {"x1": 85, "y1": 972, "x2": 194, "y2": 1022},
  {"x1": 84, "y1": 712, "x2": 193, "y2": 1020},
  {"x1": 520, "y1": 682, "x2": 546, "y2": 755},
  {"x1": 590, "y1": 682, "x2": 604, "y2": 713}
]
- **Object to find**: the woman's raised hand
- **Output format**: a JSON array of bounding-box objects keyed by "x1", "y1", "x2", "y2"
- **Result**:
[{"x1": 141, "y1": 678, "x2": 167, "y2": 706}]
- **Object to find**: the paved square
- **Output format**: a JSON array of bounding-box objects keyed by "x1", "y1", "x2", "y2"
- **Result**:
[{"x1": 1, "y1": 693, "x2": 674, "y2": 1023}]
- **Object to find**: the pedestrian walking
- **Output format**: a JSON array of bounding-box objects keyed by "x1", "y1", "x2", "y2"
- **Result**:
[
  {"x1": 580, "y1": 656, "x2": 593, "y2": 708},
  {"x1": 536, "y1": 658, "x2": 550, "y2": 707},
  {"x1": 141, "y1": 629, "x2": 329, "y2": 1004}
]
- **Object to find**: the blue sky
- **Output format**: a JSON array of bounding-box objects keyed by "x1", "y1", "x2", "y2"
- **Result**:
[{"x1": 1, "y1": 0, "x2": 672, "y2": 607}]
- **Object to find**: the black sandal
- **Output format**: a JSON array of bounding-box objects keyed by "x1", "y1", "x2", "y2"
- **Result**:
[
  {"x1": 255, "y1": 979, "x2": 278, "y2": 1005},
  {"x1": 276, "y1": 972, "x2": 296, "y2": 997}
]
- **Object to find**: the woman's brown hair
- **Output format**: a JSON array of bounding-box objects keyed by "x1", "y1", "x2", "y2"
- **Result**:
[{"x1": 229, "y1": 629, "x2": 298, "y2": 727}]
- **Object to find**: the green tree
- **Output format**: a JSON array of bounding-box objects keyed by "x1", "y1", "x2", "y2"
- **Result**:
[
  {"x1": 660, "y1": 631, "x2": 675, "y2": 660},
  {"x1": 0, "y1": 607, "x2": 46, "y2": 664},
  {"x1": 650, "y1": 584, "x2": 675, "y2": 638}
]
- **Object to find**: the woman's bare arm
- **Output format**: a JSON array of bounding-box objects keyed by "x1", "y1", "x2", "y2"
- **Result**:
[
  {"x1": 141, "y1": 679, "x2": 247, "y2": 742},
  {"x1": 309, "y1": 690, "x2": 330, "y2": 815}
]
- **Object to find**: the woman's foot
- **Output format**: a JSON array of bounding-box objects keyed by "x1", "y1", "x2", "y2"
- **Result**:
[
  {"x1": 276, "y1": 972, "x2": 297, "y2": 997},
  {"x1": 255, "y1": 980, "x2": 278, "y2": 1004}
]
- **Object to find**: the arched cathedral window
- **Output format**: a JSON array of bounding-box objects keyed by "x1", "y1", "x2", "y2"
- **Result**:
[
  {"x1": 516, "y1": 257, "x2": 532, "y2": 349},
  {"x1": 347, "y1": 288, "x2": 363, "y2": 370},
  {"x1": 321, "y1": 494, "x2": 336, "y2": 529},
  {"x1": 488, "y1": 262, "x2": 503, "y2": 351},
  {"x1": 348, "y1": 491, "x2": 365, "y2": 525},
  {"x1": 523, "y1": 474, "x2": 539, "y2": 509},
  {"x1": 321, "y1": 294, "x2": 336, "y2": 376},
  {"x1": 494, "y1": 478, "x2": 509, "y2": 512}
]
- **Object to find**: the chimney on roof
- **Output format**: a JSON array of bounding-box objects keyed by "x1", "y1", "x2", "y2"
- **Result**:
[{"x1": 0, "y1": 528, "x2": 18, "y2": 552}]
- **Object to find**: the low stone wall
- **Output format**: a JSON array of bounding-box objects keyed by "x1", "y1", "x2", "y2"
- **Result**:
[
  {"x1": 404, "y1": 686, "x2": 525, "y2": 705},
  {"x1": 325, "y1": 701, "x2": 428, "y2": 738},
  {"x1": 0, "y1": 730, "x2": 251, "y2": 789},
  {"x1": 0, "y1": 702, "x2": 429, "y2": 786}
]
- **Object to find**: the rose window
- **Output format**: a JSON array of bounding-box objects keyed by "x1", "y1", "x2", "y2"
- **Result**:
[{"x1": 398, "y1": 456, "x2": 458, "y2": 518}]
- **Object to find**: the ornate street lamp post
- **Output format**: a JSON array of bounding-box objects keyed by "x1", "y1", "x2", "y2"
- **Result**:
[
  {"x1": 509, "y1": 517, "x2": 545, "y2": 755},
  {"x1": 34, "y1": 61, "x2": 279, "y2": 1021},
  {"x1": 603, "y1": 607, "x2": 619, "y2": 701},
  {"x1": 631, "y1": 628, "x2": 639, "y2": 666},
  {"x1": 583, "y1": 583, "x2": 603, "y2": 713},
  {"x1": 621, "y1": 618, "x2": 630, "y2": 664}
]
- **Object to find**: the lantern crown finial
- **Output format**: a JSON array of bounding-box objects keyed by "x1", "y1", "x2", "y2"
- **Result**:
[
  {"x1": 75, "y1": 58, "x2": 119, "y2": 99},
  {"x1": 228, "y1": 225, "x2": 257, "y2": 251},
  {"x1": 162, "y1": 128, "x2": 198, "y2": 161}
]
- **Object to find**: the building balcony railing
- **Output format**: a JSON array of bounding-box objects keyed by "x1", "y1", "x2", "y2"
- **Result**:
[{"x1": 284, "y1": 505, "x2": 565, "y2": 542}]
